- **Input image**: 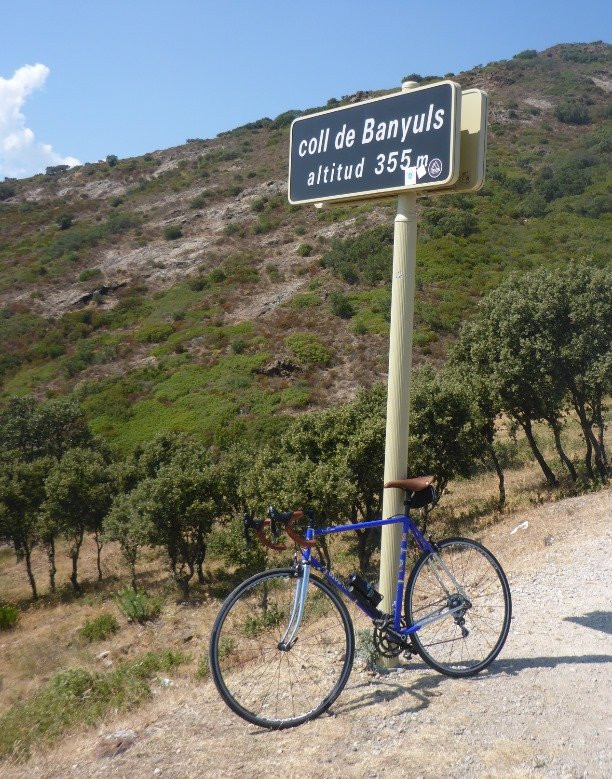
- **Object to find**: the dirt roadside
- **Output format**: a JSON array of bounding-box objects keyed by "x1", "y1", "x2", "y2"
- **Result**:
[{"x1": 5, "y1": 490, "x2": 611, "y2": 779}]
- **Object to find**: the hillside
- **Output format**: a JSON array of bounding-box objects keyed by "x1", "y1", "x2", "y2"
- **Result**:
[
  {"x1": 2, "y1": 489, "x2": 610, "y2": 777},
  {"x1": 0, "y1": 41, "x2": 610, "y2": 452}
]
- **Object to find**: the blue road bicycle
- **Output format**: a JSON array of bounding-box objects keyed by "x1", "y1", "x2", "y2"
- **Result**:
[{"x1": 209, "y1": 476, "x2": 511, "y2": 729}]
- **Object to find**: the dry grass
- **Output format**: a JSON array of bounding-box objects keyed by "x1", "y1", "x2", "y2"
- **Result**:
[{"x1": 0, "y1": 414, "x2": 608, "y2": 754}]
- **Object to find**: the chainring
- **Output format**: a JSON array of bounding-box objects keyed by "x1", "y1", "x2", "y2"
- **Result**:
[{"x1": 373, "y1": 618, "x2": 408, "y2": 658}]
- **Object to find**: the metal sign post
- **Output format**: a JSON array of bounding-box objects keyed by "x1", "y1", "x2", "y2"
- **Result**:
[
  {"x1": 288, "y1": 79, "x2": 486, "y2": 667},
  {"x1": 376, "y1": 83, "x2": 418, "y2": 658}
]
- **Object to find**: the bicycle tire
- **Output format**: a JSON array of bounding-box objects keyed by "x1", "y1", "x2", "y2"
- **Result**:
[
  {"x1": 405, "y1": 537, "x2": 511, "y2": 677},
  {"x1": 209, "y1": 568, "x2": 355, "y2": 728}
]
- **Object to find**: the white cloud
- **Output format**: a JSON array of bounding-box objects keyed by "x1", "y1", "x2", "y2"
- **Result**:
[{"x1": 0, "y1": 63, "x2": 80, "y2": 179}]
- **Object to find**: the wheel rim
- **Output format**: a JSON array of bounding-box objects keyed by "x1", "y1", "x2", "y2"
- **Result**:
[
  {"x1": 211, "y1": 571, "x2": 353, "y2": 726},
  {"x1": 407, "y1": 541, "x2": 510, "y2": 673}
]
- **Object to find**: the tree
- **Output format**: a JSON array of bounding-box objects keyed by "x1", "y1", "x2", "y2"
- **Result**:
[
  {"x1": 444, "y1": 360, "x2": 507, "y2": 509},
  {"x1": 406, "y1": 366, "x2": 482, "y2": 529},
  {"x1": 116, "y1": 438, "x2": 224, "y2": 599},
  {"x1": 539, "y1": 264, "x2": 611, "y2": 480},
  {"x1": 236, "y1": 387, "x2": 386, "y2": 573},
  {"x1": 43, "y1": 449, "x2": 113, "y2": 591},
  {"x1": 104, "y1": 491, "x2": 154, "y2": 591},
  {"x1": 0, "y1": 396, "x2": 94, "y2": 462},
  {"x1": 453, "y1": 265, "x2": 611, "y2": 485},
  {"x1": 0, "y1": 457, "x2": 53, "y2": 599},
  {"x1": 453, "y1": 278, "x2": 566, "y2": 486}
]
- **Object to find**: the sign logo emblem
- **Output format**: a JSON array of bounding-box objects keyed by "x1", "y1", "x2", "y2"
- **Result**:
[{"x1": 428, "y1": 158, "x2": 443, "y2": 178}]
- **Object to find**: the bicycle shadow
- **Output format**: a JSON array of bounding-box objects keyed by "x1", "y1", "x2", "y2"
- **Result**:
[
  {"x1": 330, "y1": 652, "x2": 612, "y2": 716},
  {"x1": 564, "y1": 610, "x2": 612, "y2": 636},
  {"x1": 333, "y1": 671, "x2": 447, "y2": 717},
  {"x1": 490, "y1": 653, "x2": 612, "y2": 676}
]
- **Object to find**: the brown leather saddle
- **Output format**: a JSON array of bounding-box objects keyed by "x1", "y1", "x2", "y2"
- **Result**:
[{"x1": 384, "y1": 475, "x2": 434, "y2": 493}]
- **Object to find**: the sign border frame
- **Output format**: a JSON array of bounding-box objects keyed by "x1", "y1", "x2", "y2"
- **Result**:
[
  {"x1": 431, "y1": 88, "x2": 488, "y2": 196},
  {"x1": 288, "y1": 80, "x2": 462, "y2": 206}
]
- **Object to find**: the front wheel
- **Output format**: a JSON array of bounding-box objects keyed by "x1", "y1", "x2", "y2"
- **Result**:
[
  {"x1": 405, "y1": 537, "x2": 511, "y2": 677},
  {"x1": 209, "y1": 568, "x2": 354, "y2": 729}
]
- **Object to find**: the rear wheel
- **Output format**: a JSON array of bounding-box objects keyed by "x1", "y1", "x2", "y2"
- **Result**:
[
  {"x1": 405, "y1": 537, "x2": 511, "y2": 677},
  {"x1": 209, "y1": 568, "x2": 354, "y2": 728}
]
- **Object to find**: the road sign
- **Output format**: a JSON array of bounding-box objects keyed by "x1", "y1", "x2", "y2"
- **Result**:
[
  {"x1": 288, "y1": 81, "x2": 461, "y2": 205},
  {"x1": 435, "y1": 88, "x2": 488, "y2": 195}
]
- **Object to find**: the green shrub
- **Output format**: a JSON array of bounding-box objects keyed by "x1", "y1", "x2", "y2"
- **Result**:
[
  {"x1": 209, "y1": 268, "x2": 226, "y2": 283},
  {"x1": 424, "y1": 209, "x2": 478, "y2": 238},
  {"x1": 251, "y1": 197, "x2": 267, "y2": 212},
  {"x1": 266, "y1": 263, "x2": 281, "y2": 281},
  {"x1": 289, "y1": 292, "x2": 319, "y2": 309},
  {"x1": 322, "y1": 225, "x2": 393, "y2": 285},
  {"x1": 285, "y1": 333, "x2": 331, "y2": 366},
  {"x1": 135, "y1": 323, "x2": 174, "y2": 343},
  {"x1": 572, "y1": 194, "x2": 611, "y2": 218},
  {"x1": 519, "y1": 193, "x2": 549, "y2": 218},
  {"x1": 329, "y1": 291, "x2": 355, "y2": 319},
  {"x1": 0, "y1": 182, "x2": 16, "y2": 201},
  {"x1": 164, "y1": 225, "x2": 183, "y2": 240},
  {"x1": 514, "y1": 49, "x2": 538, "y2": 59},
  {"x1": 196, "y1": 636, "x2": 235, "y2": 679},
  {"x1": 355, "y1": 628, "x2": 378, "y2": 669},
  {"x1": 115, "y1": 589, "x2": 163, "y2": 623},
  {"x1": 253, "y1": 215, "x2": 279, "y2": 234},
  {"x1": 0, "y1": 605, "x2": 19, "y2": 631},
  {"x1": 188, "y1": 275, "x2": 209, "y2": 291},
  {"x1": 78, "y1": 613, "x2": 120, "y2": 642},
  {"x1": 0, "y1": 650, "x2": 186, "y2": 761},
  {"x1": 224, "y1": 222, "x2": 239, "y2": 236},
  {"x1": 196, "y1": 655, "x2": 210, "y2": 679},
  {"x1": 224, "y1": 251, "x2": 259, "y2": 283},
  {"x1": 106, "y1": 154, "x2": 119, "y2": 167},
  {"x1": 297, "y1": 243, "x2": 313, "y2": 257},
  {"x1": 56, "y1": 213, "x2": 74, "y2": 230},
  {"x1": 190, "y1": 193, "x2": 207, "y2": 209},
  {"x1": 554, "y1": 102, "x2": 591, "y2": 125},
  {"x1": 226, "y1": 185, "x2": 242, "y2": 197},
  {"x1": 44, "y1": 212, "x2": 140, "y2": 260},
  {"x1": 79, "y1": 267, "x2": 102, "y2": 282}
]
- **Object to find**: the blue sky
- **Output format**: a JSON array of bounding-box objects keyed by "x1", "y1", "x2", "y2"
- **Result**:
[{"x1": 1, "y1": 0, "x2": 609, "y2": 178}]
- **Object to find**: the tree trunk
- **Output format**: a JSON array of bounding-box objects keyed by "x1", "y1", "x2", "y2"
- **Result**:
[
  {"x1": 546, "y1": 416, "x2": 577, "y2": 482},
  {"x1": 316, "y1": 536, "x2": 331, "y2": 569},
  {"x1": 196, "y1": 540, "x2": 206, "y2": 585},
  {"x1": 94, "y1": 532, "x2": 103, "y2": 582},
  {"x1": 570, "y1": 390, "x2": 605, "y2": 480},
  {"x1": 130, "y1": 562, "x2": 138, "y2": 593},
  {"x1": 70, "y1": 553, "x2": 81, "y2": 592},
  {"x1": 176, "y1": 575, "x2": 190, "y2": 600},
  {"x1": 595, "y1": 401, "x2": 609, "y2": 474},
  {"x1": 356, "y1": 528, "x2": 371, "y2": 573},
  {"x1": 69, "y1": 528, "x2": 84, "y2": 593},
  {"x1": 23, "y1": 542, "x2": 38, "y2": 600},
  {"x1": 521, "y1": 418, "x2": 558, "y2": 486},
  {"x1": 488, "y1": 444, "x2": 506, "y2": 510},
  {"x1": 47, "y1": 537, "x2": 56, "y2": 594}
]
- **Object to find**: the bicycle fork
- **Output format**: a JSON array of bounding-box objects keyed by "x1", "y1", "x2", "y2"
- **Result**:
[{"x1": 278, "y1": 558, "x2": 311, "y2": 651}]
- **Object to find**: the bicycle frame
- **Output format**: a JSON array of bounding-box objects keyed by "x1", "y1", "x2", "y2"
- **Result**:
[{"x1": 279, "y1": 513, "x2": 468, "y2": 648}]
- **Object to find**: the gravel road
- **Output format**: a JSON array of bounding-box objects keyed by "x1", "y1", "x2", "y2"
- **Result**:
[{"x1": 9, "y1": 490, "x2": 611, "y2": 778}]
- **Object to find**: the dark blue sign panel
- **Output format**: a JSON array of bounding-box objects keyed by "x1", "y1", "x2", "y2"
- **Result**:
[{"x1": 289, "y1": 81, "x2": 461, "y2": 204}]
